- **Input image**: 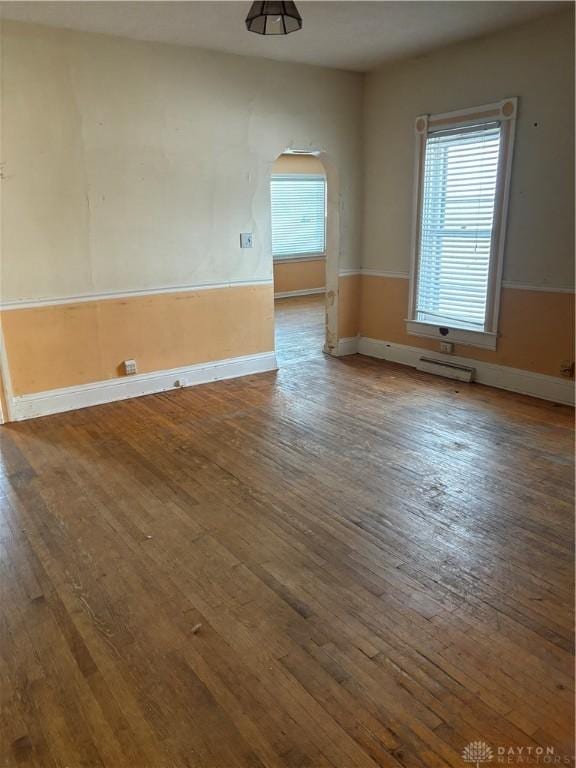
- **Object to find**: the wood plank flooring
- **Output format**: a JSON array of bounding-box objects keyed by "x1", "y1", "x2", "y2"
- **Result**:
[
  {"x1": 274, "y1": 294, "x2": 325, "y2": 366},
  {"x1": 0, "y1": 295, "x2": 574, "y2": 767}
]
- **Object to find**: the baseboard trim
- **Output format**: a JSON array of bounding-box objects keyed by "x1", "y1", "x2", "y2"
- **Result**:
[
  {"x1": 336, "y1": 335, "x2": 573, "y2": 405},
  {"x1": 9, "y1": 351, "x2": 278, "y2": 421},
  {"x1": 274, "y1": 288, "x2": 325, "y2": 299},
  {"x1": 336, "y1": 337, "x2": 359, "y2": 356},
  {"x1": 9, "y1": 335, "x2": 572, "y2": 420},
  {"x1": 355, "y1": 337, "x2": 574, "y2": 406}
]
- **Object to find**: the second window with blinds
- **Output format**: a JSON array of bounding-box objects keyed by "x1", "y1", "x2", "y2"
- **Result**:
[
  {"x1": 271, "y1": 173, "x2": 326, "y2": 259},
  {"x1": 407, "y1": 99, "x2": 517, "y2": 350}
]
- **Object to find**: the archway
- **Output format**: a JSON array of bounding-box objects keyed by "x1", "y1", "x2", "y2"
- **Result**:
[{"x1": 266, "y1": 148, "x2": 340, "y2": 364}]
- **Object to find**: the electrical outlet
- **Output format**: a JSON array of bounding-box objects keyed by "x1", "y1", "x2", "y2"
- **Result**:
[
  {"x1": 440, "y1": 341, "x2": 453, "y2": 354},
  {"x1": 123, "y1": 359, "x2": 137, "y2": 376},
  {"x1": 240, "y1": 232, "x2": 253, "y2": 248}
]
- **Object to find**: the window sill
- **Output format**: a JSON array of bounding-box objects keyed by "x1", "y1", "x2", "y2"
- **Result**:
[
  {"x1": 273, "y1": 254, "x2": 326, "y2": 263},
  {"x1": 405, "y1": 319, "x2": 497, "y2": 351}
]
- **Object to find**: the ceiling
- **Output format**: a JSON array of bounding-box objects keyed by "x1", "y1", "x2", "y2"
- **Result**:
[{"x1": 0, "y1": 1, "x2": 567, "y2": 72}]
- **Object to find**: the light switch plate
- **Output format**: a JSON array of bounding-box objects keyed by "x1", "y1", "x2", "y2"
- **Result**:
[{"x1": 240, "y1": 232, "x2": 253, "y2": 248}]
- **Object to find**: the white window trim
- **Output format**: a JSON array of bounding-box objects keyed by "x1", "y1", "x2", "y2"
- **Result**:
[
  {"x1": 406, "y1": 98, "x2": 518, "y2": 352},
  {"x1": 273, "y1": 253, "x2": 326, "y2": 263}
]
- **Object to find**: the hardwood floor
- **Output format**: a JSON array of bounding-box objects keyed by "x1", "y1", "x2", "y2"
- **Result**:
[
  {"x1": 274, "y1": 294, "x2": 325, "y2": 366},
  {"x1": 1, "y1": 294, "x2": 574, "y2": 767}
]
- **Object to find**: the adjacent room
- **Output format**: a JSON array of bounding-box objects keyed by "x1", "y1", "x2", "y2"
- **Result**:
[
  {"x1": 0, "y1": 2, "x2": 574, "y2": 767},
  {"x1": 272, "y1": 152, "x2": 327, "y2": 366}
]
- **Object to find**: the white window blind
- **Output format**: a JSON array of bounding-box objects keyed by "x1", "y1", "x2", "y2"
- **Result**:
[
  {"x1": 271, "y1": 174, "x2": 326, "y2": 258},
  {"x1": 415, "y1": 122, "x2": 502, "y2": 330}
]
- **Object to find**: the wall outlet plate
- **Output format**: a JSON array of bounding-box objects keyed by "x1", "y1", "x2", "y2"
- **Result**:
[
  {"x1": 240, "y1": 232, "x2": 253, "y2": 248},
  {"x1": 123, "y1": 359, "x2": 137, "y2": 375}
]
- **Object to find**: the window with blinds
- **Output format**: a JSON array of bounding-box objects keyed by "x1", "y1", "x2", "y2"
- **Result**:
[
  {"x1": 271, "y1": 174, "x2": 326, "y2": 258},
  {"x1": 415, "y1": 122, "x2": 502, "y2": 331}
]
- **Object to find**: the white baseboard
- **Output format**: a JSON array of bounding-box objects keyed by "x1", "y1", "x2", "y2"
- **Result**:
[
  {"x1": 274, "y1": 288, "x2": 325, "y2": 299},
  {"x1": 336, "y1": 335, "x2": 573, "y2": 405},
  {"x1": 336, "y1": 336, "x2": 359, "y2": 356},
  {"x1": 9, "y1": 351, "x2": 278, "y2": 421},
  {"x1": 355, "y1": 337, "x2": 574, "y2": 406},
  {"x1": 8, "y1": 335, "x2": 572, "y2": 421}
]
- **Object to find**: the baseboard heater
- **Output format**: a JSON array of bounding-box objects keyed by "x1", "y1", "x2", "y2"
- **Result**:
[{"x1": 417, "y1": 357, "x2": 475, "y2": 383}]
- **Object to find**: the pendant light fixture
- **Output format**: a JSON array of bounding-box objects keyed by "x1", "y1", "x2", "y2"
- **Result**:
[{"x1": 245, "y1": 2, "x2": 303, "y2": 35}]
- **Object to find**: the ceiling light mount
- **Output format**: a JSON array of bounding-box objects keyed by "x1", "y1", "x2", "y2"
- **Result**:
[{"x1": 245, "y1": 1, "x2": 303, "y2": 36}]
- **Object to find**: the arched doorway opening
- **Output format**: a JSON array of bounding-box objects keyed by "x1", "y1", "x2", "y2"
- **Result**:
[{"x1": 268, "y1": 149, "x2": 340, "y2": 366}]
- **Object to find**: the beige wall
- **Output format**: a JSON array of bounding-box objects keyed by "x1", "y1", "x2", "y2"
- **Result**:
[
  {"x1": 0, "y1": 21, "x2": 363, "y2": 411},
  {"x1": 363, "y1": 9, "x2": 574, "y2": 288},
  {"x1": 359, "y1": 9, "x2": 575, "y2": 380},
  {"x1": 0, "y1": 21, "x2": 363, "y2": 303},
  {"x1": 0, "y1": 12, "x2": 573, "y2": 416}
]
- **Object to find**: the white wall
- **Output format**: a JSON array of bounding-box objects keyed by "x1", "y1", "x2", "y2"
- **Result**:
[
  {"x1": 0, "y1": 21, "x2": 363, "y2": 303},
  {"x1": 363, "y1": 9, "x2": 575, "y2": 290}
]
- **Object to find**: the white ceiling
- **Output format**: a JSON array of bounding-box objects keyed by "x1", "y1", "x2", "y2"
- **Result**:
[{"x1": 0, "y1": 1, "x2": 567, "y2": 72}]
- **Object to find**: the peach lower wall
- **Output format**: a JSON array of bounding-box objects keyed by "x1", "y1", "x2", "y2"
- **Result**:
[
  {"x1": 0, "y1": 341, "x2": 8, "y2": 420},
  {"x1": 273, "y1": 259, "x2": 326, "y2": 294},
  {"x1": 1, "y1": 284, "x2": 274, "y2": 396},
  {"x1": 359, "y1": 275, "x2": 574, "y2": 378},
  {"x1": 338, "y1": 274, "x2": 361, "y2": 339}
]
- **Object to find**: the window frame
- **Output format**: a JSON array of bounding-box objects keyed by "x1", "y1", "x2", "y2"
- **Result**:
[
  {"x1": 407, "y1": 98, "x2": 517, "y2": 351},
  {"x1": 271, "y1": 173, "x2": 327, "y2": 261}
]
